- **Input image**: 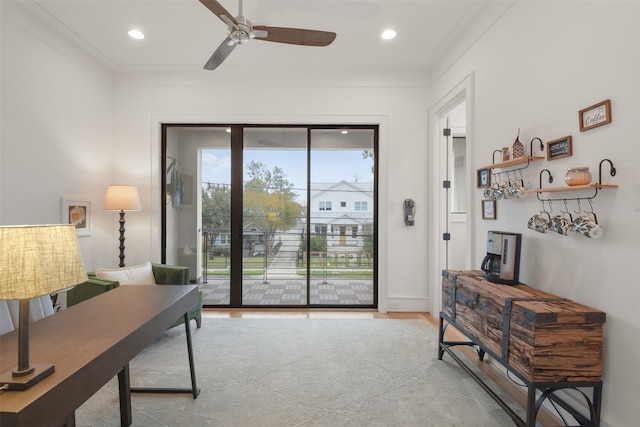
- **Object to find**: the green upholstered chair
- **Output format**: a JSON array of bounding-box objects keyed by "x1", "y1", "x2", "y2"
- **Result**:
[{"x1": 66, "y1": 263, "x2": 202, "y2": 329}]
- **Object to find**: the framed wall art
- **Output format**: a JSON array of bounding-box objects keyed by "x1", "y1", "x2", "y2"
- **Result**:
[
  {"x1": 61, "y1": 198, "x2": 91, "y2": 236},
  {"x1": 579, "y1": 99, "x2": 611, "y2": 132},
  {"x1": 482, "y1": 199, "x2": 496, "y2": 220},
  {"x1": 477, "y1": 168, "x2": 491, "y2": 188},
  {"x1": 546, "y1": 136, "x2": 573, "y2": 161}
]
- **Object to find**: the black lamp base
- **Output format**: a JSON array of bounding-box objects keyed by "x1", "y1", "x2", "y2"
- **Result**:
[
  {"x1": 0, "y1": 363, "x2": 55, "y2": 391},
  {"x1": 118, "y1": 210, "x2": 126, "y2": 267}
]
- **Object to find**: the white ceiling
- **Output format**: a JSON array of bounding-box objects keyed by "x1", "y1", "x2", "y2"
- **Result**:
[{"x1": 20, "y1": 0, "x2": 499, "y2": 73}]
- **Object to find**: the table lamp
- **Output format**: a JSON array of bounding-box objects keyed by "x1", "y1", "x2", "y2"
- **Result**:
[
  {"x1": 0, "y1": 224, "x2": 88, "y2": 391},
  {"x1": 104, "y1": 185, "x2": 141, "y2": 267}
]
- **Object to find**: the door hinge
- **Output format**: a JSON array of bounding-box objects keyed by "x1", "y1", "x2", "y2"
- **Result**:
[
  {"x1": 443, "y1": 233, "x2": 451, "y2": 241},
  {"x1": 443, "y1": 128, "x2": 451, "y2": 137},
  {"x1": 443, "y1": 180, "x2": 451, "y2": 189}
]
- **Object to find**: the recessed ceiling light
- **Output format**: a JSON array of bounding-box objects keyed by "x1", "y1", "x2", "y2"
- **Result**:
[
  {"x1": 225, "y1": 128, "x2": 231, "y2": 133},
  {"x1": 381, "y1": 29, "x2": 396, "y2": 40},
  {"x1": 341, "y1": 130, "x2": 349, "y2": 135},
  {"x1": 128, "y1": 29, "x2": 144, "y2": 40}
]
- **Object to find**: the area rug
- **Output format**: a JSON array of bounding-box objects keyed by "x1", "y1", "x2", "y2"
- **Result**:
[{"x1": 75, "y1": 318, "x2": 522, "y2": 426}]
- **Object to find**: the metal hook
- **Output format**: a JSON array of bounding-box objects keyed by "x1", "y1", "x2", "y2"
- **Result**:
[
  {"x1": 574, "y1": 199, "x2": 583, "y2": 214},
  {"x1": 539, "y1": 169, "x2": 554, "y2": 189},
  {"x1": 493, "y1": 149, "x2": 502, "y2": 164},
  {"x1": 597, "y1": 158, "x2": 616, "y2": 184},
  {"x1": 529, "y1": 137, "x2": 544, "y2": 156},
  {"x1": 586, "y1": 198, "x2": 599, "y2": 224},
  {"x1": 562, "y1": 199, "x2": 573, "y2": 221}
]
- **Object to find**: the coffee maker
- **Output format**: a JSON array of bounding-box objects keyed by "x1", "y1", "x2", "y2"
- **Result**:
[{"x1": 480, "y1": 231, "x2": 522, "y2": 285}]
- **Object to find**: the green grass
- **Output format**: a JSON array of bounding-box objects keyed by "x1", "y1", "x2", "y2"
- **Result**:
[
  {"x1": 205, "y1": 269, "x2": 264, "y2": 276},
  {"x1": 204, "y1": 255, "x2": 272, "y2": 269},
  {"x1": 297, "y1": 270, "x2": 373, "y2": 277}
]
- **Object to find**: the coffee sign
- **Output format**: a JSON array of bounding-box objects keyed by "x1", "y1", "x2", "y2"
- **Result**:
[{"x1": 579, "y1": 99, "x2": 612, "y2": 132}]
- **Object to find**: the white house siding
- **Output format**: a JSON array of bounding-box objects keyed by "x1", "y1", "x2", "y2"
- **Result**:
[{"x1": 310, "y1": 181, "x2": 373, "y2": 250}]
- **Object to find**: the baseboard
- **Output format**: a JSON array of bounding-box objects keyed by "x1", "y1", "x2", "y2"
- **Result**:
[{"x1": 384, "y1": 296, "x2": 430, "y2": 312}]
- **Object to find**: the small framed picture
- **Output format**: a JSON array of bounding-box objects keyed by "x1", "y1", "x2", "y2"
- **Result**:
[
  {"x1": 61, "y1": 198, "x2": 91, "y2": 236},
  {"x1": 482, "y1": 199, "x2": 496, "y2": 220},
  {"x1": 546, "y1": 136, "x2": 573, "y2": 161},
  {"x1": 477, "y1": 168, "x2": 491, "y2": 188},
  {"x1": 579, "y1": 99, "x2": 611, "y2": 132}
]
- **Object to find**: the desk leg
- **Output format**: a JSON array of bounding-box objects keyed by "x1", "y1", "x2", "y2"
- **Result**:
[
  {"x1": 183, "y1": 312, "x2": 200, "y2": 398},
  {"x1": 130, "y1": 312, "x2": 201, "y2": 398},
  {"x1": 118, "y1": 364, "x2": 132, "y2": 427},
  {"x1": 526, "y1": 385, "x2": 536, "y2": 427}
]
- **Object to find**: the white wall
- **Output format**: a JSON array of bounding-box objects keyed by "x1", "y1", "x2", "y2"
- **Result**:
[
  {"x1": 0, "y1": 1, "x2": 115, "y2": 271},
  {"x1": 429, "y1": 2, "x2": 640, "y2": 426},
  {"x1": 110, "y1": 71, "x2": 431, "y2": 311}
]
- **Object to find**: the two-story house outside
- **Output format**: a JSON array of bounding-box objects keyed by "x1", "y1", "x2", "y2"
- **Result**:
[{"x1": 309, "y1": 180, "x2": 374, "y2": 253}]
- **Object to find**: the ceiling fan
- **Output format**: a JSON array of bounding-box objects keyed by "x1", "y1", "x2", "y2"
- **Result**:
[{"x1": 199, "y1": 0, "x2": 337, "y2": 70}]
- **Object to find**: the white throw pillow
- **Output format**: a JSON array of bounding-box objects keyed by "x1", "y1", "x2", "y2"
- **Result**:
[{"x1": 95, "y1": 261, "x2": 156, "y2": 285}]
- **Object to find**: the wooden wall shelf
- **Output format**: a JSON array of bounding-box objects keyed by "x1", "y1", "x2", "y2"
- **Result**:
[
  {"x1": 529, "y1": 184, "x2": 618, "y2": 193},
  {"x1": 482, "y1": 156, "x2": 545, "y2": 171}
]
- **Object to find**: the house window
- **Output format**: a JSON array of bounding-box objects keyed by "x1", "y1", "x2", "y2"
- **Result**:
[
  {"x1": 352, "y1": 226, "x2": 358, "y2": 238},
  {"x1": 355, "y1": 201, "x2": 368, "y2": 211},
  {"x1": 319, "y1": 201, "x2": 332, "y2": 211},
  {"x1": 340, "y1": 201, "x2": 346, "y2": 207},
  {"x1": 219, "y1": 233, "x2": 230, "y2": 245},
  {"x1": 315, "y1": 225, "x2": 327, "y2": 235}
]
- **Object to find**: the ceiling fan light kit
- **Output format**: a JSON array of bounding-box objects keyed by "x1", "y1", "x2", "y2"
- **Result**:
[{"x1": 199, "y1": 0, "x2": 337, "y2": 70}]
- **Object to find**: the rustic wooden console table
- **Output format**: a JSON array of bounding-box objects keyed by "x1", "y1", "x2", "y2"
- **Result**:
[{"x1": 438, "y1": 270, "x2": 605, "y2": 427}]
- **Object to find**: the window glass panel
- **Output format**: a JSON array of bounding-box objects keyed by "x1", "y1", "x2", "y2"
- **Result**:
[
  {"x1": 310, "y1": 128, "x2": 375, "y2": 306},
  {"x1": 452, "y1": 137, "x2": 466, "y2": 213},
  {"x1": 242, "y1": 128, "x2": 308, "y2": 306}
]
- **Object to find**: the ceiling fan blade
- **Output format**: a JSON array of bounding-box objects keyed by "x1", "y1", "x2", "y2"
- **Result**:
[
  {"x1": 199, "y1": 0, "x2": 238, "y2": 26},
  {"x1": 253, "y1": 26, "x2": 336, "y2": 46},
  {"x1": 204, "y1": 37, "x2": 237, "y2": 70}
]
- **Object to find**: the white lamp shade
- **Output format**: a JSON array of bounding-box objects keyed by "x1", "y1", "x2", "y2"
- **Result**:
[
  {"x1": 0, "y1": 224, "x2": 88, "y2": 300},
  {"x1": 104, "y1": 185, "x2": 141, "y2": 211}
]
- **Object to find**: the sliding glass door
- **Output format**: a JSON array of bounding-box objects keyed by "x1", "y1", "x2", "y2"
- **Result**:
[
  {"x1": 309, "y1": 129, "x2": 375, "y2": 305},
  {"x1": 242, "y1": 128, "x2": 308, "y2": 306},
  {"x1": 163, "y1": 124, "x2": 377, "y2": 308}
]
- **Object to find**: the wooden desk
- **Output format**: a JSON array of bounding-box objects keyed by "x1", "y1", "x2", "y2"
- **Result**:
[{"x1": 0, "y1": 285, "x2": 198, "y2": 427}]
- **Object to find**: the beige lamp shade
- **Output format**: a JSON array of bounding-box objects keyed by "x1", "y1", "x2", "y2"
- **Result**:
[
  {"x1": 0, "y1": 224, "x2": 88, "y2": 300},
  {"x1": 104, "y1": 185, "x2": 141, "y2": 211}
]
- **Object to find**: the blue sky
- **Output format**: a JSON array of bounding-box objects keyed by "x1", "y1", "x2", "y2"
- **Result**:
[{"x1": 202, "y1": 149, "x2": 373, "y2": 197}]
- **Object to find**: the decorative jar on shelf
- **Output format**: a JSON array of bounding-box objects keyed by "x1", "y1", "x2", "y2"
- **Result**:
[
  {"x1": 502, "y1": 147, "x2": 510, "y2": 161},
  {"x1": 564, "y1": 167, "x2": 592, "y2": 186}
]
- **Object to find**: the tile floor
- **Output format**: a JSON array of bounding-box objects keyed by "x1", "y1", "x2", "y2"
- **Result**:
[{"x1": 199, "y1": 278, "x2": 374, "y2": 306}]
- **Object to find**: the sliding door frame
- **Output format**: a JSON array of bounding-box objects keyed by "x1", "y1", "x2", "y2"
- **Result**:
[{"x1": 161, "y1": 123, "x2": 378, "y2": 309}]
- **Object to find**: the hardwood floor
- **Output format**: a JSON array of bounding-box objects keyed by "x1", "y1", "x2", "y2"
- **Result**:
[
  {"x1": 202, "y1": 308, "x2": 432, "y2": 320},
  {"x1": 202, "y1": 308, "x2": 561, "y2": 426}
]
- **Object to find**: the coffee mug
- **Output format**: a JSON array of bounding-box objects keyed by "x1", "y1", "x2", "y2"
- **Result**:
[
  {"x1": 572, "y1": 214, "x2": 604, "y2": 239},
  {"x1": 528, "y1": 213, "x2": 550, "y2": 233},
  {"x1": 483, "y1": 186, "x2": 497, "y2": 200},
  {"x1": 550, "y1": 214, "x2": 572, "y2": 236},
  {"x1": 510, "y1": 180, "x2": 528, "y2": 199},
  {"x1": 498, "y1": 183, "x2": 512, "y2": 199}
]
